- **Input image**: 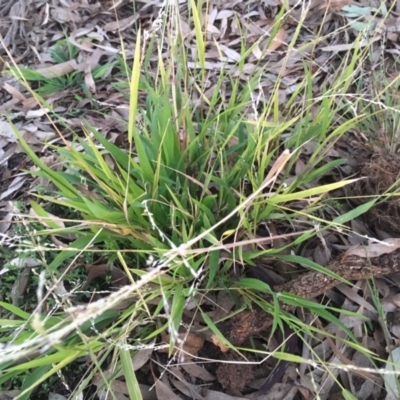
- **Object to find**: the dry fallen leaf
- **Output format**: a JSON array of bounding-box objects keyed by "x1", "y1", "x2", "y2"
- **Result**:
[
  {"x1": 316, "y1": 0, "x2": 353, "y2": 11},
  {"x1": 335, "y1": 283, "x2": 376, "y2": 312},
  {"x1": 0, "y1": 175, "x2": 27, "y2": 200},
  {"x1": 51, "y1": 7, "x2": 82, "y2": 23},
  {"x1": 218, "y1": 44, "x2": 241, "y2": 62},
  {"x1": 0, "y1": 202, "x2": 16, "y2": 235},
  {"x1": 0, "y1": 119, "x2": 18, "y2": 143},
  {"x1": 103, "y1": 15, "x2": 138, "y2": 32},
  {"x1": 154, "y1": 379, "x2": 181, "y2": 400},
  {"x1": 265, "y1": 27, "x2": 287, "y2": 53},
  {"x1": 348, "y1": 351, "x2": 382, "y2": 399},
  {"x1": 93, "y1": 374, "x2": 157, "y2": 400},
  {"x1": 131, "y1": 346, "x2": 154, "y2": 371},
  {"x1": 82, "y1": 263, "x2": 128, "y2": 290},
  {"x1": 160, "y1": 332, "x2": 204, "y2": 361},
  {"x1": 170, "y1": 378, "x2": 203, "y2": 399},
  {"x1": 343, "y1": 238, "x2": 400, "y2": 259},
  {"x1": 181, "y1": 363, "x2": 216, "y2": 382},
  {"x1": 3, "y1": 82, "x2": 27, "y2": 102},
  {"x1": 210, "y1": 334, "x2": 229, "y2": 353},
  {"x1": 321, "y1": 36, "x2": 380, "y2": 52},
  {"x1": 204, "y1": 390, "x2": 249, "y2": 399},
  {"x1": 26, "y1": 109, "x2": 50, "y2": 119},
  {"x1": 35, "y1": 60, "x2": 83, "y2": 79}
]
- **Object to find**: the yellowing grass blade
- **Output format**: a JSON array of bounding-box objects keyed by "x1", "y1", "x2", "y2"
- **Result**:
[
  {"x1": 268, "y1": 179, "x2": 360, "y2": 204},
  {"x1": 128, "y1": 29, "x2": 142, "y2": 144},
  {"x1": 189, "y1": 0, "x2": 205, "y2": 69}
]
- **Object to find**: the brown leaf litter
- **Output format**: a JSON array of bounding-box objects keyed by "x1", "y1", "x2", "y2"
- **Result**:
[{"x1": 3, "y1": 0, "x2": 400, "y2": 399}]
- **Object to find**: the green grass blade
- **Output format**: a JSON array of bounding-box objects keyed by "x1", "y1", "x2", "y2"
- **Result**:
[
  {"x1": 11, "y1": 122, "x2": 77, "y2": 198},
  {"x1": 120, "y1": 345, "x2": 143, "y2": 400}
]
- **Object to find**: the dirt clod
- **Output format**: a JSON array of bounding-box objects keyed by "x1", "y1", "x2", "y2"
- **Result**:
[
  {"x1": 352, "y1": 154, "x2": 400, "y2": 235},
  {"x1": 216, "y1": 351, "x2": 254, "y2": 395}
]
